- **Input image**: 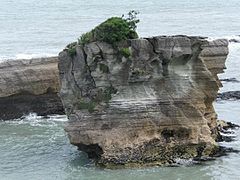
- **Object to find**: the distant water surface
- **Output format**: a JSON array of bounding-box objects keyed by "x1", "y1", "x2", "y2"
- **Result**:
[
  {"x1": 0, "y1": 0, "x2": 240, "y2": 59},
  {"x1": 0, "y1": 0, "x2": 240, "y2": 180}
]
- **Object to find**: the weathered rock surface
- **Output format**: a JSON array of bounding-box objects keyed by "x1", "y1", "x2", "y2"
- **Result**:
[
  {"x1": 58, "y1": 35, "x2": 229, "y2": 167},
  {"x1": 0, "y1": 57, "x2": 64, "y2": 120}
]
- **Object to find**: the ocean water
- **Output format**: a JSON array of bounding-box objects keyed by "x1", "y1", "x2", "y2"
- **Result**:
[
  {"x1": 0, "y1": 0, "x2": 240, "y2": 179},
  {"x1": 1, "y1": 0, "x2": 240, "y2": 60}
]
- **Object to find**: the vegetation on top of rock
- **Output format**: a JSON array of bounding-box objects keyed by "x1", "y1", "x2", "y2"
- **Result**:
[
  {"x1": 65, "y1": 11, "x2": 139, "y2": 57},
  {"x1": 78, "y1": 10, "x2": 140, "y2": 46},
  {"x1": 78, "y1": 31, "x2": 94, "y2": 46},
  {"x1": 65, "y1": 42, "x2": 77, "y2": 58},
  {"x1": 123, "y1": 10, "x2": 140, "y2": 31}
]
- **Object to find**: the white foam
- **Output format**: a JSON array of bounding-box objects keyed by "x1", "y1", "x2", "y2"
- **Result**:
[
  {"x1": 174, "y1": 158, "x2": 195, "y2": 166},
  {"x1": 16, "y1": 53, "x2": 57, "y2": 60},
  {"x1": 2, "y1": 113, "x2": 67, "y2": 126},
  {"x1": 0, "y1": 53, "x2": 57, "y2": 62},
  {"x1": 46, "y1": 115, "x2": 68, "y2": 122},
  {"x1": 23, "y1": 113, "x2": 41, "y2": 121}
]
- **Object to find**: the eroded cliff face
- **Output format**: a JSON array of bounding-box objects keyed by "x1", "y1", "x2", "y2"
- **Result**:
[
  {"x1": 58, "y1": 35, "x2": 228, "y2": 166},
  {"x1": 0, "y1": 57, "x2": 64, "y2": 120}
]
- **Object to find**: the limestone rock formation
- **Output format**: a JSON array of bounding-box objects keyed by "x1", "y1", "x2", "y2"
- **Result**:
[
  {"x1": 58, "y1": 35, "x2": 229, "y2": 166},
  {"x1": 0, "y1": 57, "x2": 64, "y2": 120}
]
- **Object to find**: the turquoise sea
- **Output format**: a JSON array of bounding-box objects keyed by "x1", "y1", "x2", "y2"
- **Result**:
[{"x1": 0, "y1": 0, "x2": 240, "y2": 179}]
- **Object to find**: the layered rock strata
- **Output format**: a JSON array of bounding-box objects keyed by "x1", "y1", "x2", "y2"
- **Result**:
[
  {"x1": 58, "y1": 35, "x2": 229, "y2": 166},
  {"x1": 0, "y1": 57, "x2": 64, "y2": 120}
]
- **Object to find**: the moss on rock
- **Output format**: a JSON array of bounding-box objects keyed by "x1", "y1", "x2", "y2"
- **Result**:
[
  {"x1": 103, "y1": 86, "x2": 118, "y2": 103},
  {"x1": 66, "y1": 42, "x2": 77, "y2": 58},
  {"x1": 99, "y1": 63, "x2": 110, "y2": 74},
  {"x1": 119, "y1": 47, "x2": 131, "y2": 58},
  {"x1": 78, "y1": 101, "x2": 96, "y2": 113}
]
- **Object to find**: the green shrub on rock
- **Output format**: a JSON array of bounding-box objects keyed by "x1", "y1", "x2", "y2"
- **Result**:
[
  {"x1": 66, "y1": 42, "x2": 77, "y2": 57},
  {"x1": 78, "y1": 31, "x2": 94, "y2": 45},
  {"x1": 94, "y1": 17, "x2": 133, "y2": 45},
  {"x1": 66, "y1": 11, "x2": 139, "y2": 58},
  {"x1": 78, "y1": 10, "x2": 140, "y2": 46}
]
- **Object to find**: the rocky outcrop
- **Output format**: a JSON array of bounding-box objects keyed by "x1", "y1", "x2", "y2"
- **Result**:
[
  {"x1": 0, "y1": 57, "x2": 64, "y2": 120},
  {"x1": 58, "y1": 35, "x2": 229, "y2": 167}
]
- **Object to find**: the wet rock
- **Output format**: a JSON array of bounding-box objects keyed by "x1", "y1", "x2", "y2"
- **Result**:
[
  {"x1": 209, "y1": 146, "x2": 239, "y2": 158},
  {"x1": 229, "y1": 39, "x2": 240, "y2": 43},
  {"x1": 217, "y1": 91, "x2": 240, "y2": 100},
  {"x1": 217, "y1": 120, "x2": 240, "y2": 130},
  {"x1": 220, "y1": 78, "x2": 239, "y2": 83},
  {"x1": 0, "y1": 91, "x2": 64, "y2": 120},
  {"x1": 58, "y1": 35, "x2": 229, "y2": 167},
  {"x1": 215, "y1": 120, "x2": 239, "y2": 142}
]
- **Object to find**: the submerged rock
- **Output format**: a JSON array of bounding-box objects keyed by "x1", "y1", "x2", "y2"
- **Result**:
[
  {"x1": 0, "y1": 57, "x2": 64, "y2": 120},
  {"x1": 217, "y1": 91, "x2": 240, "y2": 100},
  {"x1": 229, "y1": 39, "x2": 240, "y2": 43},
  {"x1": 215, "y1": 120, "x2": 239, "y2": 142},
  {"x1": 220, "y1": 78, "x2": 239, "y2": 83},
  {"x1": 58, "y1": 35, "x2": 229, "y2": 167}
]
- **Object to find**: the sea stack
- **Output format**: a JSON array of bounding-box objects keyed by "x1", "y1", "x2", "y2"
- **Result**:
[{"x1": 58, "y1": 35, "x2": 228, "y2": 167}]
